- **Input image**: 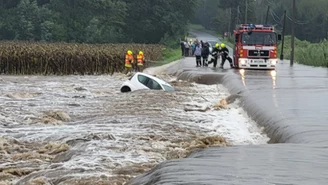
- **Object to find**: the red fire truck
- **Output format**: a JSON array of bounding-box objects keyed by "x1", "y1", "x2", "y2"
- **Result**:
[{"x1": 232, "y1": 24, "x2": 281, "y2": 69}]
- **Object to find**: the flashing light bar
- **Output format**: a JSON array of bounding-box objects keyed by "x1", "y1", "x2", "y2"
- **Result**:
[{"x1": 237, "y1": 24, "x2": 274, "y2": 31}]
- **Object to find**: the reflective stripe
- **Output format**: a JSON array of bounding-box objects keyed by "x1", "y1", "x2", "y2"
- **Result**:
[
  {"x1": 137, "y1": 54, "x2": 144, "y2": 64},
  {"x1": 125, "y1": 54, "x2": 134, "y2": 67}
]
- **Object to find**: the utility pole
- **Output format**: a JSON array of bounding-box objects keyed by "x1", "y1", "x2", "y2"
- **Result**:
[
  {"x1": 280, "y1": 10, "x2": 287, "y2": 60},
  {"x1": 203, "y1": 0, "x2": 206, "y2": 28},
  {"x1": 228, "y1": 8, "x2": 232, "y2": 34},
  {"x1": 265, "y1": 6, "x2": 270, "y2": 24},
  {"x1": 237, "y1": 6, "x2": 240, "y2": 25},
  {"x1": 245, "y1": 0, "x2": 248, "y2": 24},
  {"x1": 290, "y1": 0, "x2": 296, "y2": 66}
]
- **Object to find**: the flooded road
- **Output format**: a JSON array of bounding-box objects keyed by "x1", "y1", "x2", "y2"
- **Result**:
[
  {"x1": 232, "y1": 62, "x2": 328, "y2": 143},
  {"x1": 0, "y1": 65, "x2": 268, "y2": 185},
  {"x1": 127, "y1": 31, "x2": 328, "y2": 184}
]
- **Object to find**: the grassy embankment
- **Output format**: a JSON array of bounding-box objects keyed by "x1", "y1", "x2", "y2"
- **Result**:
[
  {"x1": 153, "y1": 47, "x2": 183, "y2": 67},
  {"x1": 189, "y1": 24, "x2": 328, "y2": 67},
  {"x1": 153, "y1": 31, "x2": 201, "y2": 67}
]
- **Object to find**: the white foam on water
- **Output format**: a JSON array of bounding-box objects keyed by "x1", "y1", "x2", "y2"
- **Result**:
[{"x1": 0, "y1": 65, "x2": 269, "y2": 183}]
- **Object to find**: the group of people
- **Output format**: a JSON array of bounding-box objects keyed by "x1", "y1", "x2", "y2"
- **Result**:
[
  {"x1": 124, "y1": 50, "x2": 145, "y2": 74},
  {"x1": 180, "y1": 39, "x2": 203, "y2": 57},
  {"x1": 181, "y1": 38, "x2": 233, "y2": 68}
]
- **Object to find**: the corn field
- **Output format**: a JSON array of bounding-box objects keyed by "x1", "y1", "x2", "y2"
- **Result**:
[{"x1": 0, "y1": 41, "x2": 163, "y2": 75}]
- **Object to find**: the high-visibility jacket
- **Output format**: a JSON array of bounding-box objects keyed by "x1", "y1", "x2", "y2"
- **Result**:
[
  {"x1": 125, "y1": 54, "x2": 134, "y2": 68},
  {"x1": 137, "y1": 54, "x2": 145, "y2": 66}
]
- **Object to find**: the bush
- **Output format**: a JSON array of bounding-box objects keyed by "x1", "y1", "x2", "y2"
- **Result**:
[
  {"x1": 278, "y1": 36, "x2": 328, "y2": 67},
  {"x1": 0, "y1": 41, "x2": 163, "y2": 75},
  {"x1": 296, "y1": 40, "x2": 328, "y2": 67}
]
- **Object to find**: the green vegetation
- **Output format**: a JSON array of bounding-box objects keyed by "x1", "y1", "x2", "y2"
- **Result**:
[
  {"x1": 153, "y1": 48, "x2": 183, "y2": 67},
  {"x1": 279, "y1": 37, "x2": 328, "y2": 67},
  {"x1": 0, "y1": 0, "x2": 198, "y2": 44},
  {"x1": 0, "y1": 0, "x2": 199, "y2": 74},
  {"x1": 188, "y1": 24, "x2": 205, "y2": 31}
]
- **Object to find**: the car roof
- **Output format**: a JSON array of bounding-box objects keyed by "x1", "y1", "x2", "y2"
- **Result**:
[{"x1": 135, "y1": 72, "x2": 171, "y2": 86}]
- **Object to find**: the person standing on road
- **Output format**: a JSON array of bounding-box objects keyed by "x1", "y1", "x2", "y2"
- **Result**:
[
  {"x1": 208, "y1": 43, "x2": 220, "y2": 68},
  {"x1": 219, "y1": 43, "x2": 233, "y2": 68},
  {"x1": 191, "y1": 41, "x2": 196, "y2": 56},
  {"x1": 124, "y1": 50, "x2": 134, "y2": 74},
  {"x1": 137, "y1": 51, "x2": 145, "y2": 72},
  {"x1": 180, "y1": 39, "x2": 185, "y2": 57},
  {"x1": 194, "y1": 44, "x2": 202, "y2": 67},
  {"x1": 201, "y1": 42, "x2": 210, "y2": 67},
  {"x1": 184, "y1": 41, "x2": 190, "y2": 57}
]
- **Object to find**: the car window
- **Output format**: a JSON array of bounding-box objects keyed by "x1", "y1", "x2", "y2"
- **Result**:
[
  {"x1": 137, "y1": 74, "x2": 150, "y2": 86},
  {"x1": 146, "y1": 79, "x2": 162, "y2": 90},
  {"x1": 162, "y1": 84, "x2": 174, "y2": 92}
]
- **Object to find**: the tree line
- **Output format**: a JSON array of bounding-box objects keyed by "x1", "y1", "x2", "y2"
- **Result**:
[
  {"x1": 192, "y1": 0, "x2": 328, "y2": 43},
  {"x1": 0, "y1": 0, "x2": 198, "y2": 45}
]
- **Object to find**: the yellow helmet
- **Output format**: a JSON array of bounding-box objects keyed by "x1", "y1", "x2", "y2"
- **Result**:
[
  {"x1": 139, "y1": 51, "x2": 143, "y2": 55},
  {"x1": 215, "y1": 43, "x2": 219, "y2": 48},
  {"x1": 221, "y1": 43, "x2": 225, "y2": 48},
  {"x1": 127, "y1": 50, "x2": 132, "y2": 55},
  {"x1": 190, "y1": 39, "x2": 192, "y2": 42}
]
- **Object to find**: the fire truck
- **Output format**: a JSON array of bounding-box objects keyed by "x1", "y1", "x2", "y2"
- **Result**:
[{"x1": 232, "y1": 24, "x2": 281, "y2": 69}]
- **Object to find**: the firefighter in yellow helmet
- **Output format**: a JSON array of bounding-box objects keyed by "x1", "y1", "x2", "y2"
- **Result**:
[
  {"x1": 136, "y1": 51, "x2": 145, "y2": 72},
  {"x1": 124, "y1": 50, "x2": 134, "y2": 74},
  {"x1": 219, "y1": 43, "x2": 233, "y2": 68},
  {"x1": 208, "y1": 43, "x2": 221, "y2": 67}
]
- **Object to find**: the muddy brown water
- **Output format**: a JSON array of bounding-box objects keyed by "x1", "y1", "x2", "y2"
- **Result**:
[
  {"x1": 127, "y1": 31, "x2": 328, "y2": 184},
  {"x1": 0, "y1": 72, "x2": 267, "y2": 185}
]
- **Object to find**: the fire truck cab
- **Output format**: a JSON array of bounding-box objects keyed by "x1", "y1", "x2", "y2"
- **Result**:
[{"x1": 233, "y1": 24, "x2": 281, "y2": 69}]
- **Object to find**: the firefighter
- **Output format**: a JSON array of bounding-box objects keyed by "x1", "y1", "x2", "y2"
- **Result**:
[
  {"x1": 219, "y1": 43, "x2": 233, "y2": 68},
  {"x1": 208, "y1": 43, "x2": 221, "y2": 68},
  {"x1": 124, "y1": 50, "x2": 134, "y2": 74},
  {"x1": 137, "y1": 51, "x2": 145, "y2": 72}
]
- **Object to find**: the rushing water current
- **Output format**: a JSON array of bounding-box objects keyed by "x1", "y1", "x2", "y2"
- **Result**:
[{"x1": 0, "y1": 65, "x2": 268, "y2": 185}]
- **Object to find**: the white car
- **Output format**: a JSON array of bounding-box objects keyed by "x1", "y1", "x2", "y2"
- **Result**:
[{"x1": 120, "y1": 72, "x2": 175, "y2": 93}]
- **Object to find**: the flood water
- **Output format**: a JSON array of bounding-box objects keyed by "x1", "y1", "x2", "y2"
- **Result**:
[
  {"x1": 127, "y1": 31, "x2": 328, "y2": 184},
  {"x1": 0, "y1": 67, "x2": 267, "y2": 185}
]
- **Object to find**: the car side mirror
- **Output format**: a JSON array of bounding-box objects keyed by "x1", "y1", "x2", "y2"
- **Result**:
[{"x1": 278, "y1": 34, "x2": 282, "y2": 41}]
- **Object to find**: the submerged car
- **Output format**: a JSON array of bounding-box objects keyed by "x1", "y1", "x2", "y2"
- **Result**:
[{"x1": 120, "y1": 72, "x2": 175, "y2": 93}]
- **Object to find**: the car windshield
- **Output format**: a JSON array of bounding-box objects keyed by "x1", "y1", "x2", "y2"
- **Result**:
[
  {"x1": 241, "y1": 32, "x2": 277, "y2": 45},
  {"x1": 129, "y1": 73, "x2": 136, "y2": 80},
  {"x1": 162, "y1": 84, "x2": 174, "y2": 92}
]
